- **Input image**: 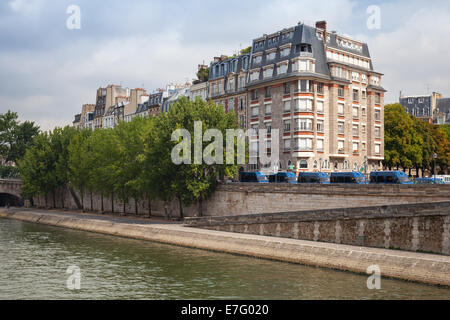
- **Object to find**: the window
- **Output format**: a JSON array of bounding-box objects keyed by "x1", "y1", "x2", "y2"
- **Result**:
[
  {"x1": 298, "y1": 59, "x2": 313, "y2": 71},
  {"x1": 317, "y1": 139, "x2": 324, "y2": 151},
  {"x1": 375, "y1": 127, "x2": 380, "y2": 138},
  {"x1": 317, "y1": 82, "x2": 324, "y2": 94},
  {"x1": 263, "y1": 67, "x2": 273, "y2": 78},
  {"x1": 352, "y1": 124, "x2": 359, "y2": 136},
  {"x1": 361, "y1": 74, "x2": 367, "y2": 83},
  {"x1": 252, "y1": 89, "x2": 258, "y2": 101},
  {"x1": 283, "y1": 101, "x2": 291, "y2": 112},
  {"x1": 297, "y1": 80, "x2": 313, "y2": 93},
  {"x1": 362, "y1": 124, "x2": 366, "y2": 134},
  {"x1": 371, "y1": 76, "x2": 380, "y2": 86},
  {"x1": 375, "y1": 144, "x2": 381, "y2": 155},
  {"x1": 375, "y1": 93, "x2": 381, "y2": 104},
  {"x1": 251, "y1": 124, "x2": 258, "y2": 135},
  {"x1": 267, "y1": 51, "x2": 276, "y2": 60},
  {"x1": 250, "y1": 70, "x2": 260, "y2": 81},
  {"x1": 279, "y1": 118, "x2": 289, "y2": 132},
  {"x1": 284, "y1": 82, "x2": 290, "y2": 94},
  {"x1": 281, "y1": 47, "x2": 291, "y2": 57},
  {"x1": 296, "y1": 118, "x2": 313, "y2": 131},
  {"x1": 265, "y1": 122, "x2": 271, "y2": 134},
  {"x1": 362, "y1": 107, "x2": 366, "y2": 116},
  {"x1": 251, "y1": 106, "x2": 259, "y2": 117},
  {"x1": 296, "y1": 99, "x2": 313, "y2": 111},
  {"x1": 353, "y1": 89, "x2": 359, "y2": 102},
  {"x1": 253, "y1": 55, "x2": 262, "y2": 64},
  {"x1": 338, "y1": 122, "x2": 344, "y2": 134},
  {"x1": 338, "y1": 103, "x2": 344, "y2": 115},
  {"x1": 265, "y1": 104, "x2": 272, "y2": 115},
  {"x1": 317, "y1": 119, "x2": 324, "y2": 132},
  {"x1": 278, "y1": 63, "x2": 288, "y2": 74},
  {"x1": 362, "y1": 142, "x2": 366, "y2": 150},
  {"x1": 353, "y1": 142, "x2": 359, "y2": 153},
  {"x1": 338, "y1": 85, "x2": 344, "y2": 97},
  {"x1": 352, "y1": 72, "x2": 360, "y2": 82},
  {"x1": 317, "y1": 101, "x2": 324, "y2": 113},
  {"x1": 375, "y1": 109, "x2": 381, "y2": 121},
  {"x1": 229, "y1": 98, "x2": 234, "y2": 111},
  {"x1": 239, "y1": 115, "x2": 244, "y2": 126},
  {"x1": 265, "y1": 86, "x2": 271, "y2": 98},
  {"x1": 284, "y1": 139, "x2": 291, "y2": 151},
  {"x1": 240, "y1": 97, "x2": 244, "y2": 110},
  {"x1": 228, "y1": 79, "x2": 234, "y2": 93},
  {"x1": 239, "y1": 76, "x2": 245, "y2": 89},
  {"x1": 353, "y1": 107, "x2": 359, "y2": 118},
  {"x1": 338, "y1": 140, "x2": 344, "y2": 151},
  {"x1": 297, "y1": 138, "x2": 312, "y2": 151}
]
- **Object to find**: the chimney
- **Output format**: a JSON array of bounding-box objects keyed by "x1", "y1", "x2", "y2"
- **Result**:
[
  {"x1": 213, "y1": 57, "x2": 220, "y2": 63},
  {"x1": 316, "y1": 20, "x2": 327, "y2": 43}
]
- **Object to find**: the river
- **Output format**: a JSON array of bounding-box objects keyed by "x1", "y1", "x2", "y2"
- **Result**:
[{"x1": 0, "y1": 218, "x2": 449, "y2": 300}]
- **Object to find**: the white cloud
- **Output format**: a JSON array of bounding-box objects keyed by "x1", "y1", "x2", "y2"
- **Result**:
[{"x1": 9, "y1": 0, "x2": 44, "y2": 16}]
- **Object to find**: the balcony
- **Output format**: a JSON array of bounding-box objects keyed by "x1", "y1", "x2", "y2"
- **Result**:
[{"x1": 299, "y1": 52, "x2": 313, "y2": 58}]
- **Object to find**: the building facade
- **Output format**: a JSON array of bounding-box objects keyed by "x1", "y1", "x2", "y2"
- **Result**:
[
  {"x1": 399, "y1": 92, "x2": 442, "y2": 124},
  {"x1": 208, "y1": 54, "x2": 250, "y2": 128},
  {"x1": 245, "y1": 21, "x2": 385, "y2": 174}
]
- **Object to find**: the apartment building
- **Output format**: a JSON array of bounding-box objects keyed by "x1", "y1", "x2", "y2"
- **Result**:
[
  {"x1": 399, "y1": 92, "x2": 442, "y2": 124},
  {"x1": 245, "y1": 21, "x2": 385, "y2": 173},
  {"x1": 93, "y1": 85, "x2": 130, "y2": 129},
  {"x1": 208, "y1": 54, "x2": 250, "y2": 128},
  {"x1": 72, "y1": 104, "x2": 95, "y2": 130}
]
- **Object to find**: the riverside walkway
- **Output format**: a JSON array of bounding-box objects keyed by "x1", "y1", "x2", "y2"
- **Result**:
[{"x1": 1, "y1": 207, "x2": 449, "y2": 287}]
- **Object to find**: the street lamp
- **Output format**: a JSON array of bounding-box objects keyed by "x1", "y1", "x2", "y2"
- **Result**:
[
  {"x1": 433, "y1": 153, "x2": 437, "y2": 182},
  {"x1": 319, "y1": 158, "x2": 322, "y2": 172},
  {"x1": 364, "y1": 156, "x2": 368, "y2": 183}
]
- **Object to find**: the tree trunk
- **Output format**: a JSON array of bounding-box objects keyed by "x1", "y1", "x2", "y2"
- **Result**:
[
  {"x1": 90, "y1": 190, "x2": 93, "y2": 211},
  {"x1": 111, "y1": 192, "x2": 114, "y2": 213},
  {"x1": 198, "y1": 197, "x2": 203, "y2": 217},
  {"x1": 81, "y1": 188, "x2": 85, "y2": 212},
  {"x1": 178, "y1": 195, "x2": 184, "y2": 219},
  {"x1": 52, "y1": 190, "x2": 56, "y2": 208},
  {"x1": 135, "y1": 198, "x2": 138, "y2": 216},
  {"x1": 101, "y1": 192, "x2": 104, "y2": 213},
  {"x1": 61, "y1": 187, "x2": 65, "y2": 209},
  {"x1": 123, "y1": 201, "x2": 126, "y2": 215}
]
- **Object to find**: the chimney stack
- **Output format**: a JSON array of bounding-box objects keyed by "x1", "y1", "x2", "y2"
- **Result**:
[{"x1": 316, "y1": 20, "x2": 327, "y2": 43}]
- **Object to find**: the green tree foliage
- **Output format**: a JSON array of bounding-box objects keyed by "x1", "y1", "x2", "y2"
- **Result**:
[
  {"x1": 441, "y1": 124, "x2": 450, "y2": 141},
  {"x1": 196, "y1": 67, "x2": 209, "y2": 83},
  {"x1": 143, "y1": 97, "x2": 243, "y2": 217},
  {"x1": 384, "y1": 103, "x2": 450, "y2": 175},
  {"x1": 0, "y1": 110, "x2": 39, "y2": 164},
  {"x1": 240, "y1": 46, "x2": 252, "y2": 54}
]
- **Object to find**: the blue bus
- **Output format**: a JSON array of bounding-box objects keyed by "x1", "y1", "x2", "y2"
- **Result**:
[
  {"x1": 239, "y1": 172, "x2": 269, "y2": 183},
  {"x1": 297, "y1": 172, "x2": 330, "y2": 184},
  {"x1": 268, "y1": 172, "x2": 298, "y2": 184},
  {"x1": 369, "y1": 171, "x2": 413, "y2": 184},
  {"x1": 414, "y1": 177, "x2": 445, "y2": 185},
  {"x1": 330, "y1": 172, "x2": 367, "y2": 184}
]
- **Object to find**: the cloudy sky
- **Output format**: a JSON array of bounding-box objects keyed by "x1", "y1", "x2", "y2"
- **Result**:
[{"x1": 1, "y1": 0, "x2": 450, "y2": 131}]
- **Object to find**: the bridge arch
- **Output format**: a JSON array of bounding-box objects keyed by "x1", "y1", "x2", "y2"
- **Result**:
[{"x1": 0, "y1": 179, "x2": 23, "y2": 206}]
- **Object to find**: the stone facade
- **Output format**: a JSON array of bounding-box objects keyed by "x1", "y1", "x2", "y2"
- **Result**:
[{"x1": 185, "y1": 201, "x2": 450, "y2": 255}]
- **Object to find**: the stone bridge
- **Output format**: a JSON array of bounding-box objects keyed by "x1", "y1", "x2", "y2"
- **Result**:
[{"x1": 0, "y1": 179, "x2": 23, "y2": 206}]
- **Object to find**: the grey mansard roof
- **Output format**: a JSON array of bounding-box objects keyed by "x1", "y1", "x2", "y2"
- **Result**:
[{"x1": 436, "y1": 98, "x2": 450, "y2": 123}]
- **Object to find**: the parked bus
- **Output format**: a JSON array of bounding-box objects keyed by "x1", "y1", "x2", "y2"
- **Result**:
[
  {"x1": 330, "y1": 172, "x2": 367, "y2": 184},
  {"x1": 297, "y1": 172, "x2": 330, "y2": 184},
  {"x1": 414, "y1": 177, "x2": 445, "y2": 185},
  {"x1": 369, "y1": 171, "x2": 413, "y2": 184},
  {"x1": 268, "y1": 172, "x2": 298, "y2": 184},
  {"x1": 239, "y1": 172, "x2": 269, "y2": 183}
]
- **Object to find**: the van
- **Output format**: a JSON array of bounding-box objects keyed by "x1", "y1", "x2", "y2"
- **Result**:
[
  {"x1": 414, "y1": 177, "x2": 445, "y2": 185},
  {"x1": 369, "y1": 171, "x2": 413, "y2": 184},
  {"x1": 239, "y1": 172, "x2": 269, "y2": 183},
  {"x1": 330, "y1": 172, "x2": 367, "y2": 184},
  {"x1": 297, "y1": 172, "x2": 330, "y2": 184},
  {"x1": 268, "y1": 172, "x2": 298, "y2": 184}
]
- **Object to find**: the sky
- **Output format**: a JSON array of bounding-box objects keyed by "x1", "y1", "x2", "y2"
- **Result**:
[{"x1": 1, "y1": 0, "x2": 450, "y2": 131}]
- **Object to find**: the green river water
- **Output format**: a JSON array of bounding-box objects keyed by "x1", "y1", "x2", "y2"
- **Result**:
[{"x1": 0, "y1": 218, "x2": 449, "y2": 300}]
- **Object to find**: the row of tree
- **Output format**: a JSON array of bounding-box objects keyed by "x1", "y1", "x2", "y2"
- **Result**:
[
  {"x1": 18, "y1": 98, "x2": 242, "y2": 217},
  {"x1": 384, "y1": 103, "x2": 450, "y2": 176}
]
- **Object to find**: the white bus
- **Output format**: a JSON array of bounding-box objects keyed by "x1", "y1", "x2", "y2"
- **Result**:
[{"x1": 436, "y1": 175, "x2": 450, "y2": 184}]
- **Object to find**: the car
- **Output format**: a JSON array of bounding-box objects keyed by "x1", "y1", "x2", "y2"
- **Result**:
[
  {"x1": 268, "y1": 172, "x2": 298, "y2": 184},
  {"x1": 297, "y1": 172, "x2": 330, "y2": 184},
  {"x1": 369, "y1": 171, "x2": 413, "y2": 184},
  {"x1": 239, "y1": 171, "x2": 269, "y2": 183},
  {"x1": 330, "y1": 172, "x2": 367, "y2": 184}
]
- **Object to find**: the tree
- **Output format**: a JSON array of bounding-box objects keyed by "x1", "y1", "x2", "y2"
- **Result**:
[
  {"x1": 143, "y1": 97, "x2": 243, "y2": 218},
  {"x1": 240, "y1": 46, "x2": 252, "y2": 54},
  {"x1": 68, "y1": 129, "x2": 93, "y2": 211},
  {"x1": 440, "y1": 124, "x2": 450, "y2": 141},
  {"x1": 0, "y1": 110, "x2": 39, "y2": 164},
  {"x1": 196, "y1": 67, "x2": 209, "y2": 83}
]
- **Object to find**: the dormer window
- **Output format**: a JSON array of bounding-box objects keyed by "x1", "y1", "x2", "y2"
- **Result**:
[
  {"x1": 280, "y1": 46, "x2": 291, "y2": 57},
  {"x1": 266, "y1": 50, "x2": 276, "y2": 61},
  {"x1": 263, "y1": 66, "x2": 274, "y2": 78},
  {"x1": 281, "y1": 31, "x2": 293, "y2": 40},
  {"x1": 277, "y1": 61, "x2": 289, "y2": 75},
  {"x1": 252, "y1": 54, "x2": 262, "y2": 64}
]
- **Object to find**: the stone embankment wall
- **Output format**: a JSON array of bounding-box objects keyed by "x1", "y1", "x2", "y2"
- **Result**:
[
  {"x1": 32, "y1": 183, "x2": 450, "y2": 218},
  {"x1": 185, "y1": 201, "x2": 450, "y2": 255}
]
